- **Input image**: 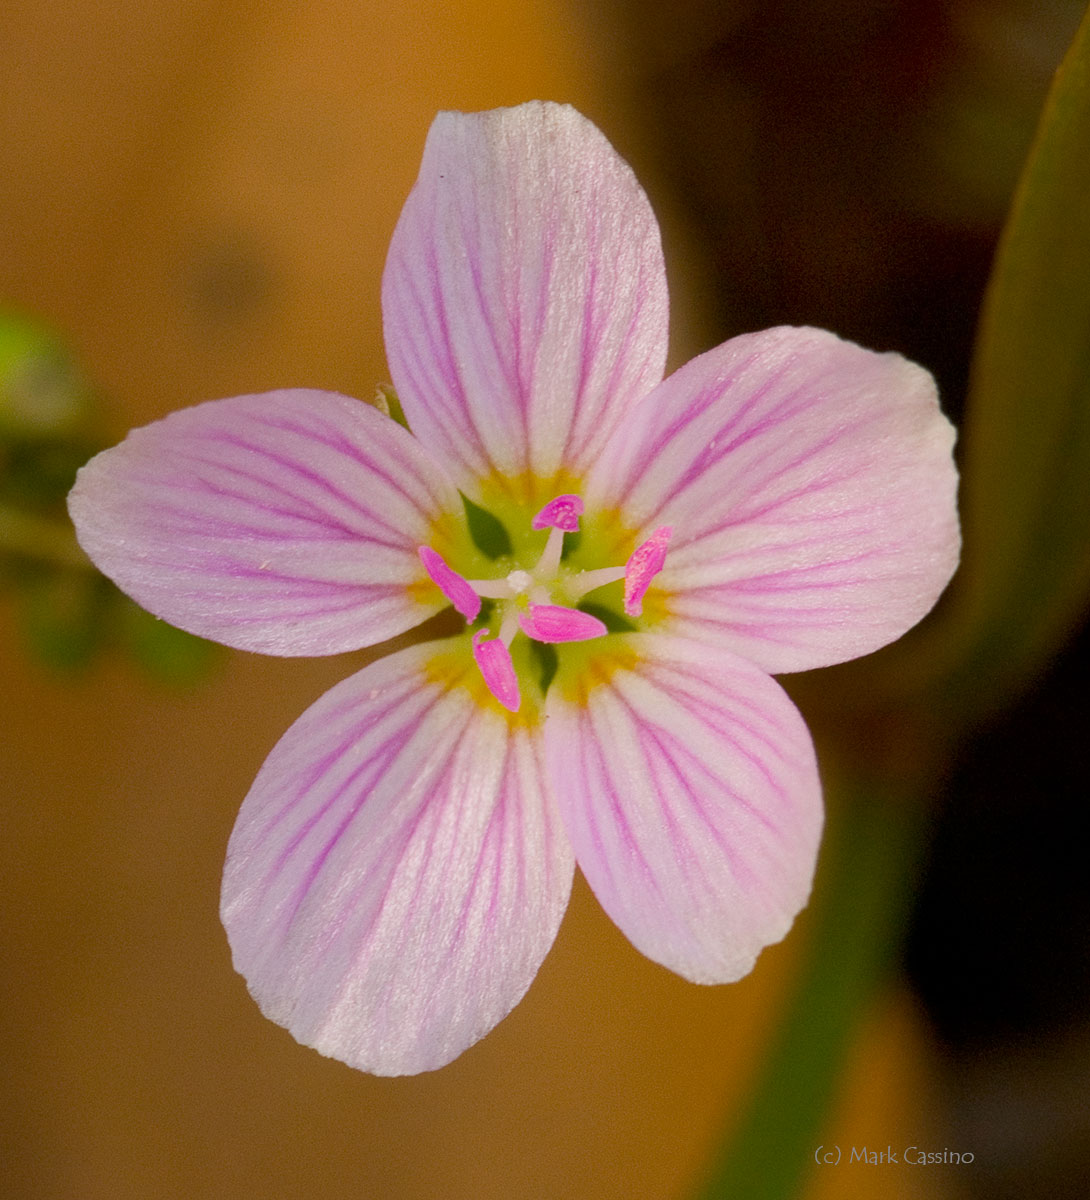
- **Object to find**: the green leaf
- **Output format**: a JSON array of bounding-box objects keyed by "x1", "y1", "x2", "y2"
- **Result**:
[
  {"x1": 17, "y1": 570, "x2": 110, "y2": 671},
  {"x1": 937, "y1": 7, "x2": 1090, "y2": 714}
]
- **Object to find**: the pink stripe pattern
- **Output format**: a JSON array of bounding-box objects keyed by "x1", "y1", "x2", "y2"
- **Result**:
[
  {"x1": 587, "y1": 327, "x2": 960, "y2": 672},
  {"x1": 382, "y1": 102, "x2": 669, "y2": 491},
  {"x1": 68, "y1": 390, "x2": 461, "y2": 655},
  {"x1": 221, "y1": 642, "x2": 573, "y2": 1074},
  {"x1": 68, "y1": 102, "x2": 959, "y2": 1077},
  {"x1": 545, "y1": 634, "x2": 822, "y2": 984}
]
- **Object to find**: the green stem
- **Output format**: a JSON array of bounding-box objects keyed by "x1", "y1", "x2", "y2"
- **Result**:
[
  {"x1": 692, "y1": 779, "x2": 926, "y2": 1200},
  {"x1": 0, "y1": 504, "x2": 90, "y2": 570}
]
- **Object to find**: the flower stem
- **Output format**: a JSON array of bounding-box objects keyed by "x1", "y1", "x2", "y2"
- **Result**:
[
  {"x1": 691, "y1": 776, "x2": 926, "y2": 1200},
  {"x1": 0, "y1": 504, "x2": 90, "y2": 570}
]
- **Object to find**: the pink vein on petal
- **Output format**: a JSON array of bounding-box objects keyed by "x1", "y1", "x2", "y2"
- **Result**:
[
  {"x1": 68, "y1": 389, "x2": 462, "y2": 656},
  {"x1": 545, "y1": 633, "x2": 823, "y2": 985},
  {"x1": 589, "y1": 327, "x2": 959, "y2": 672},
  {"x1": 222, "y1": 641, "x2": 573, "y2": 1075}
]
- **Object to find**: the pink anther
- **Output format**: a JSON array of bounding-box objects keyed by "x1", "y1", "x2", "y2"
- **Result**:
[
  {"x1": 472, "y1": 630, "x2": 521, "y2": 712},
  {"x1": 418, "y1": 546, "x2": 481, "y2": 623},
  {"x1": 531, "y1": 494, "x2": 584, "y2": 533},
  {"x1": 518, "y1": 604, "x2": 607, "y2": 644},
  {"x1": 623, "y1": 526, "x2": 673, "y2": 617}
]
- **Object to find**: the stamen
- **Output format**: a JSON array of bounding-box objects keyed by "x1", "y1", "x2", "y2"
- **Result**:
[
  {"x1": 531, "y1": 494, "x2": 584, "y2": 532},
  {"x1": 533, "y1": 494, "x2": 584, "y2": 577},
  {"x1": 466, "y1": 579, "x2": 516, "y2": 599},
  {"x1": 623, "y1": 526, "x2": 673, "y2": 617},
  {"x1": 535, "y1": 526, "x2": 566, "y2": 578},
  {"x1": 418, "y1": 546, "x2": 481, "y2": 622},
  {"x1": 497, "y1": 608, "x2": 520, "y2": 647},
  {"x1": 518, "y1": 604, "x2": 608, "y2": 644},
  {"x1": 472, "y1": 630, "x2": 521, "y2": 712},
  {"x1": 566, "y1": 565, "x2": 626, "y2": 601}
]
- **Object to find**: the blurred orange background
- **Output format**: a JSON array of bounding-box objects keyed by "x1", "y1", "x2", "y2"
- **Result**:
[{"x1": 5, "y1": 1, "x2": 1072, "y2": 1197}]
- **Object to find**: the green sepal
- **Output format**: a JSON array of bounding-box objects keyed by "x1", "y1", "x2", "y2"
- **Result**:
[
  {"x1": 528, "y1": 640, "x2": 559, "y2": 696},
  {"x1": 372, "y1": 383, "x2": 409, "y2": 430},
  {"x1": 461, "y1": 493, "x2": 514, "y2": 560},
  {"x1": 577, "y1": 600, "x2": 637, "y2": 634}
]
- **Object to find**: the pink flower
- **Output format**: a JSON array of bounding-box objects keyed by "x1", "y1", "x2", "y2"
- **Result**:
[{"x1": 67, "y1": 102, "x2": 959, "y2": 1075}]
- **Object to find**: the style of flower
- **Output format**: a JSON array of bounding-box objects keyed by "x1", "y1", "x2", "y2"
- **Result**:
[{"x1": 67, "y1": 101, "x2": 960, "y2": 1076}]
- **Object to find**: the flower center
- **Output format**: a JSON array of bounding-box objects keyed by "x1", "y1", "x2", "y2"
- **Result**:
[{"x1": 419, "y1": 494, "x2": 671, "y2": 712}]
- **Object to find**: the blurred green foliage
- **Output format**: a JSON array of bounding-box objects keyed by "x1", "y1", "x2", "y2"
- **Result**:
[
  {"x1": 938, "y1": 7, "x2": 1090, "y2": 718},
  {"x1": 0, "y1": 308, "x2": 221, "y2": 683}
]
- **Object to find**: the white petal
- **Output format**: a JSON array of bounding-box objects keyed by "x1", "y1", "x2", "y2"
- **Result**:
[
  {"x1": 589, "y1": 327, "x2": 960, "y2": 672},
  {"x1": 68, "y1": 390, "x2": 461, "y2": 654},
  {"x1": 546, "y1": 634, "x2": 822, "y2": 983},
  {"x1": 382, "y1": 101, "x2": 668, "y2": 493},
  {"x1": 221, "y1": 642, "x2": 573, "y2": 1074}
]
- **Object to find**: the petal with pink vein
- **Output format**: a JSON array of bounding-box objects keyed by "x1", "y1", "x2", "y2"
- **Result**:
[
  {"x1": 545, "y1": 633, "x2": 822, "y2": 983},
  {"x1": 221, "y1": 641, "x2": 573, "y2": 1076},
  {"x1": 588, "y1": 327, "x2": 960, "y2": 672},
  {"x1": 68, "y1": 390, "x2": 460, "y2": 656},
  {"x1": 382, "y1": 101, "x2": 669, "y2": 492}
]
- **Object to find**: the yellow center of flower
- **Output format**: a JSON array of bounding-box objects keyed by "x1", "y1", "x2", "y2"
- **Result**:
[{"x1": 420, "y1": 489, "x2": 672, "y2": 714}]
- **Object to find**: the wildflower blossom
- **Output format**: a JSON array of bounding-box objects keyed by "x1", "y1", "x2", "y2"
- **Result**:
[{"x1": 67, "y1": 101, "x2": 959, "y2": 1075}]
